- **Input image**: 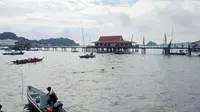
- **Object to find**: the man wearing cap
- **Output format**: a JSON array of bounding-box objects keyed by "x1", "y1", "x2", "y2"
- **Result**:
[{"x1": 46, "y1": 87, "x2": 58, "y2": 105}]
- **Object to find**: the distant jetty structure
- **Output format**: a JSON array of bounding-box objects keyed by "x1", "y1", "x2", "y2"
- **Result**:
[
  {"x1": 92, "y1": 35, "x2": 136, "y2": 53},
  {"x1": 30, "y1": 35, "x2": 200, "y2": 56}
]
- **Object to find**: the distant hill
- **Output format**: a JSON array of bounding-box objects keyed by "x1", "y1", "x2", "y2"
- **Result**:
[
  {"x1": 0, "y1": 32, "x2": 79, "y2": 46},
  {"x1": 160, "y1": 42, "x2": 191, "y2": 47},
  {"x1": 0, "y1": 32, "x2": 19, "y2": 40},
  {"x1": 146, "y1": 41, "x2": 157, "y2": 46},
  {"x1": 32, "y1": 38, "x2": 79, "y2": 46}
]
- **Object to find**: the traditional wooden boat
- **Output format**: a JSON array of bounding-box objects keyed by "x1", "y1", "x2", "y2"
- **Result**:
[
  {"x1": 2, "y1": 51, "x2": 24, "y2": 55},
  {"x1": 27, "y1": 86, "x2": 66, "y2": 112},
  {"x1": 168, "y1": 50, "x2": 187, "y2": 55},
  {"x1": 71, "y1": 50, "x2": 79, "y2": 52},
  {"x1": 168, "y1": 52, "x2": 187, "y2": 55},
  {"x1": 12, "y1": 57, "x2": 44, "y2": 64},
  {"x1": 29, "y1": 49, "x2": 39, "y2": 51},
  {"x1": 79, "y1": 54, "x2": 95, "y2": 58},
  {"x1": 114, "y1": 51, "x2": 132, "y2": 54},
  {"x1": 114, "y1": 51, "x2": 125, "y2": 54}
]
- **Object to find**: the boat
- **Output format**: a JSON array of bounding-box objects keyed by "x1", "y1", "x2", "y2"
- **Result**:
[
  {"x1": 79, "y1": 23, "x2": 95, "y2": 58},
  {"x1": 27, "y1": 86, "x2": 66, "y2": 112},
  {"x1": 114, "y1": 51, "x2": 131, "y2": 54},
  {"x1": 79, "y1": 54, "x2": 96, "y2": 58},
  {"x1": 12, "y1": 57, "x2": 44, "y2": 64},
  {"x1": 114, "y1": 51, "x2": 125, "y2": 54},
  {"x1": 0, "y1": 47, "x2": 9, "y2": 51},
  {"x1": 28, "y1": 49, "x2": 39, "y2": 51},
  {"x1": 168, "y1": 50, "x2": 187, "y2": 55},
  {"x1": 71, "y1": 50, "x2": 79, "y2": 52},
  {"x1": 164, "y1": 34, "x2": 187, "y2": 56},
  {"x1": 168, "y1": 52, "x2": 187, "y2": 55},
  {"x1": 2, "y1": 51, "x2": 24, "y2": 55}
]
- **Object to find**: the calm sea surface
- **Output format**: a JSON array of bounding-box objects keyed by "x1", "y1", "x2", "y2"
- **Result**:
[{"x1": 0, "y1": 50, "x2": 200, "y2": 112}]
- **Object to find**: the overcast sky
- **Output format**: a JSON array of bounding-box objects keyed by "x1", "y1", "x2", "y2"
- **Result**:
[{"x1": 0, "y1": 0, "x2": 199, "y2": 45}]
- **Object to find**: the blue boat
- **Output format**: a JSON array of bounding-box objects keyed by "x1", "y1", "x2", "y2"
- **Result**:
[{"x1": 2, "y1": 51, "x2": 24, "y2": 55}]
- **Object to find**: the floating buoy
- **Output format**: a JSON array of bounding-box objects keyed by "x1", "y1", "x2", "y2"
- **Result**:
[
  {"x1": 101, "y1": 69, "x2": 105, "y2": 71},
  {"x1": 112, "y1": 67, "x2": 115, "y2": 69}
]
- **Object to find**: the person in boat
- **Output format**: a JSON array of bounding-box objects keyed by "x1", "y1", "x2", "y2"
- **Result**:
[
  {"x1": 0, "y1": 104, "x2": 3, "y2": 112},
  {"x1": 46, "y1": 87, "x2": 58, "y2": 105},
  {"x1": 90, "y1": 52, "x2": 93, "y2": 56},
  {"x1": 34, "y1": 57, "x2": 37, "y2": 61}
]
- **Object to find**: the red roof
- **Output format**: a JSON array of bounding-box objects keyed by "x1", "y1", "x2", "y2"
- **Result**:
[
  {"x1": 98, "y1": 35, "x2": 123, "y2": 41},
  {"x1": 94, "y1": 35, "x2": 134, "y2": 43}
]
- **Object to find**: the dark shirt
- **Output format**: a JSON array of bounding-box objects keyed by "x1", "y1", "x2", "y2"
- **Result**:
[{"x1": 47, "y1": 90, "x2": 58, "y2": 103}]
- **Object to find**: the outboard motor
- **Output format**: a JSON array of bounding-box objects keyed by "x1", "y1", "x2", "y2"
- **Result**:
[{"x1": 52, "y1": 101, "x2": 66, "y2": 112}]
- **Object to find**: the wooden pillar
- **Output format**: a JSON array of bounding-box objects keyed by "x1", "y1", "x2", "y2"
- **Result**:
[
  {"x1": 162, "y1": 48, "x2": 166, "y2": 54},
  {"x1": 86, "y1": 48, "x2": 88, "y2": 52},
  {"x1": 114, "y1": 48, "x2": 116, "y2": 52},
  {"x1": 141, "y1": 48, "x2": 146, "y2": 54},
  {"x1": 188, "y1": 45, "x2": 192, "y2": 56}
]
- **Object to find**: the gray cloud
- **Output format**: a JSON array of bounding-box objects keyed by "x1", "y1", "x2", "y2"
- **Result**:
[
  {"x1": 0, "y1": 0, "x2": 200, "y2": 44},
  {"x1": 96, "y1": 0, "x2": 138, "y2": 5},
  {"x1": 0, "y1": 5, "x2": 33, "y2": 17}
]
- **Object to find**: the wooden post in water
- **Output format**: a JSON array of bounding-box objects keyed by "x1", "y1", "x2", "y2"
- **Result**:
[
  {"x1": 188, "y1": 44, "x2": 192, "y2": 56},
  {"x1": 142, "y1": 36, "x2": 146, "y2": 54},
  {"x1": 20, "y1": 69, "x2": 24, "y2": 100}
]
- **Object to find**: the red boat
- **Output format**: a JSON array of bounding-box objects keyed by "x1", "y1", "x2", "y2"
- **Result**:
[{"x1": 12, "y1": 57, "x2": 44, "y2": 64}]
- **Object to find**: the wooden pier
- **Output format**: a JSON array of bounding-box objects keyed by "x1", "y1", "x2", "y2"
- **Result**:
[
  {"x1": 30, "y1": 35, "x2": 200, "y2": 56},
  {"x1": 30, "y1": 45, "x2": 197, "y2": 55}
]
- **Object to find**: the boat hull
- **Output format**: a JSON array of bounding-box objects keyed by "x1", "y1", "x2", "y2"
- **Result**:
[
  {"x1": 168, "y1": 53, "x2": 187, "y2": 55},
  {"x1": 71, "y1": 51, "x2": 79, "y2": 52},
  {"x1": 114, "y1": 52, "x2": 131, "y2": 54},
  {"x1": 2, "y1": 52, "x2": 24, "y2": 55},
  {"x1": 12, "y1": 57, "x2": 43, "y2": 64},
  {"x1": 79, "y1": 55, "x2": 95, "y2": 58},
  {"x1": 27, "y1": 95, "x2": 41, "y2": 112},
  {"x1": 114, "y1": 52, "x2": 125, "y2": 54}
]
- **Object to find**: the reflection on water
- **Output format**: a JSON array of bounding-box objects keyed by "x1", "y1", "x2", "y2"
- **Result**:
[{"x1": 0, "y1": 51, "x2": 200, "y2": 112}]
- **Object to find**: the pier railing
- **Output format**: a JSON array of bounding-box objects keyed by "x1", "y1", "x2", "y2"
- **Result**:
[{"x1": 32, "y1": 45, "x2": 191, "y2": 49}]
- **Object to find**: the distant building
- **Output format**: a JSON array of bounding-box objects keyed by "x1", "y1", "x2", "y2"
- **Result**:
[
  {"x1": 191, "y1": 40, "x2": 200, "y2": 48},
  {"x1": 94, "y1": 35, "x2": 134, "y2": 47},
  {"x1": 0, "y1": 39, "x2": 18, "y2": 46},
  {"x1": 93, "y1": 35, "x2": 135, "y2": 53}
]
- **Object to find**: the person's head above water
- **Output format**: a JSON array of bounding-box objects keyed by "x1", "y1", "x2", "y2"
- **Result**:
[{"x1": 46, "y1": 87, "x2": 51, "y2": 91}]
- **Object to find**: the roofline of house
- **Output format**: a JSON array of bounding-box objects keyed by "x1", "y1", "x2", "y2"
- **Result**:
[{"x1": 92, "y1": 41, "x2": 137, "y2": 43}]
